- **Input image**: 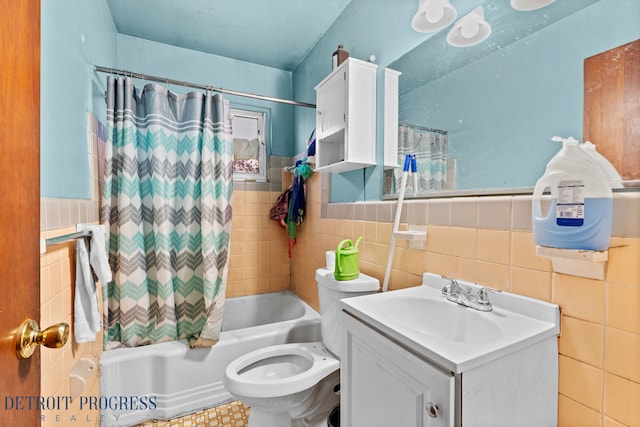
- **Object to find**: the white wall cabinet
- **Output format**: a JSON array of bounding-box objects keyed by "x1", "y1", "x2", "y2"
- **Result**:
[
  {"x1": 342, "y1": 312, "x2": 558, "y2": 427},
  {"x1": 314, "y1": 58, "x2": 377, "y2": 173}
]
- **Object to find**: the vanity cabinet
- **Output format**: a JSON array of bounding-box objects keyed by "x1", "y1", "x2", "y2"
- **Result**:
[
  {"x1": 342, "y1": 314, "x2": 454, "y2": 427},
  {"x1": 342, "y1": 308, "x2": 559, "y2": 427},
  {"x1": 314, "y1": 57, "x2": 377, "y2": 173}
]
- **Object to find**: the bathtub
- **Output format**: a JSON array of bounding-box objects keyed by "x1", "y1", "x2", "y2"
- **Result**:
[{"x1": 99, "y1": 291, "x2": 320, "y2": 427}]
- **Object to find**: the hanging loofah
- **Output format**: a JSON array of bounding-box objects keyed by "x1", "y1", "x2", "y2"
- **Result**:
[{"x1": 297, "y1": 160, "x2": 314, "y2": 179}]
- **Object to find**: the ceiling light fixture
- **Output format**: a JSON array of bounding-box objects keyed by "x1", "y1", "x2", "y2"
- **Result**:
[
  {"x1": 510, "y1": 0, "x2": 556, "y2": 12},
  {"x1": 412, "y1": 0, "x2": 457, "y2": 33},
  {"x1": 446, "y1": 6, "x2": 491, "y2": 47}
]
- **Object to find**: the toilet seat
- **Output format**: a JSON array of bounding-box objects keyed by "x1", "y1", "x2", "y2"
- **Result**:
[{"x1": 224, "y1": 342, "x2": 339, "y2": 399}]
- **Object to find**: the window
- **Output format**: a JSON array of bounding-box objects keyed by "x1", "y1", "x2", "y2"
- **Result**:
[{"x1": 231, "y1": 108, "x2": 266, "y2": 181}]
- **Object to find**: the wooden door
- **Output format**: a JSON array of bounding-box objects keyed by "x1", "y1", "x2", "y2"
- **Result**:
[
  {"x1": 584, "y1": 39, "x2": 640, "y2": 181},
  {"x1": 0, "y1": 1, "x2": 41, "y2": 425}
]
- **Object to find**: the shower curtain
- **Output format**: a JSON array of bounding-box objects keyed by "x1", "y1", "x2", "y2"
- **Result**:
[
  {"x1": 102, "y1": 77, "x2": 233, "y2": 349},
  {"x1": 394, "y1": 124, "x2": 448, "y2": 193}
]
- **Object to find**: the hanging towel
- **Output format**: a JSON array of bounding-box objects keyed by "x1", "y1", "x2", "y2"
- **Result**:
[{"x1": 74, "y1": 224, "x2": 112, "y2": 343}]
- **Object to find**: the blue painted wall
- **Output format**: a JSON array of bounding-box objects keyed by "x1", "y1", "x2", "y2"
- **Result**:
[
  {"x1": 41, "y1": 0, "x2": 117, "y2": 198},
  {"x1": 41, "y1": 1, "x2": 295, "y2": 199},
  {"x1": 399, "y1": 0, "x2": 640, "y2": 191}
]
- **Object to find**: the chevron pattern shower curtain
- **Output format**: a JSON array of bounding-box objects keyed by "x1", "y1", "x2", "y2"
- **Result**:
[
  {"x1": 394, "y1": 124, "x2": 448, "y2": 193},
  {"x1": 102, "y1": 77, "x2": 233, "y2": 348}
]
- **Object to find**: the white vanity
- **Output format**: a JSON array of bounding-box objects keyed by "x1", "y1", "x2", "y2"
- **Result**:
[{"x1": 340, "y1": 273, "x2": 560, "y2": 427}]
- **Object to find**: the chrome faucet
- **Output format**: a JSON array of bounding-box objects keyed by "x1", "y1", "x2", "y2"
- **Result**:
[{"x1": 441, "y1": 276, "x2": 494, "y2": 312}]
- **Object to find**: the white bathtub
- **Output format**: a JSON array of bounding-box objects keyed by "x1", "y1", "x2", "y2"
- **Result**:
[{"x1": 99, "y1": 291, "x2": 320, "y2": 426}]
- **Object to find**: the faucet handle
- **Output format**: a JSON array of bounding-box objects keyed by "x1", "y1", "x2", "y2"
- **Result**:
[
  {"x1": 440, "y1": 276, "x2": 460, "y2": 296},
  {"x1": 477, "y1": 287, "x2": 500, "y2": 304},
  {"x1": 477, "y1": 288, "x2": 491, "y2": 305},
  {"x1": 442, "y1": 282, "x2": 453, "y2": 296}
]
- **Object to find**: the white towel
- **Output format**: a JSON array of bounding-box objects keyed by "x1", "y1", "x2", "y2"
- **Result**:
[{"x1": 74, "y1": 224, "x2": 112, "y2": 343}]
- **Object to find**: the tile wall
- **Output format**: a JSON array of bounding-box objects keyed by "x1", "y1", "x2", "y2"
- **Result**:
[
  {"x1": 291, "y1": 172, "x2": 640, "y2": 427},
  {"x1": 226, "y1": 166, "x2": 293, "y2": 297}
]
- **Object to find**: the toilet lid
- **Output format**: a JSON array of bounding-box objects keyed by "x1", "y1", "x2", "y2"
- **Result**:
[{"x1": 224, "y1": 342, "x2": 339, "y2": 398}]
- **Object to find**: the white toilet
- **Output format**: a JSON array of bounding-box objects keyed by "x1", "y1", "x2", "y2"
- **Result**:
[{"x1": 224, "y1": 268, "x2": 379, "y2": 427}]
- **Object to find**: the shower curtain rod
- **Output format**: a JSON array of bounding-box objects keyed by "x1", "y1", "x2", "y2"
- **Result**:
[
  {"x1": 400, "y1": 122, "x2": 448, "y2": 135},
  {"x1": 94, "y1": 65, "x2": 316, "y2": 109}
]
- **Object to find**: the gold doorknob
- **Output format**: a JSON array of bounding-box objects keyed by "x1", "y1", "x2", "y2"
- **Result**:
[{"x1": 15, "y1": 319, "x2": 70, "y2": 359}]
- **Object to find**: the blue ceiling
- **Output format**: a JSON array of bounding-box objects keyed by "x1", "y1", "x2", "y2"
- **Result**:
[{"x1": 106, "y1": 0, "x2": 353, "y2": 71}]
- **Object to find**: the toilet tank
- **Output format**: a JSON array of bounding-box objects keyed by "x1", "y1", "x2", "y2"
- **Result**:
[{"x1": 315, "y1": 268, "x2": 379, "y2": 358}]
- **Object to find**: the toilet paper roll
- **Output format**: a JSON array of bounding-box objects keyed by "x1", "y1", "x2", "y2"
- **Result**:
[{"x1": 326, "y1": 251, "x2": 335, "y2": 272}]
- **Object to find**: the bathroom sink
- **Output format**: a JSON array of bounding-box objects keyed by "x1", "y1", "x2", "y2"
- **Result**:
[
  {"x1": 341, "y1": 273, "x2": 560, "y2": 373},
  {"x1": 376, "y1": 295, "x2": 502, "y2": 344}
]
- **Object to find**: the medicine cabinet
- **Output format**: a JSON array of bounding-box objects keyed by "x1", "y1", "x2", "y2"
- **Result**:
[{"x1": 314, "y1": 57, "x2": 377, "y2": 173}]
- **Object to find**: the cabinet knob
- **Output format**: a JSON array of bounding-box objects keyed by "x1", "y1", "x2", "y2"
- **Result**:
[{"x1": 426, "y1": 402, "x2": 439, "y2": 418}]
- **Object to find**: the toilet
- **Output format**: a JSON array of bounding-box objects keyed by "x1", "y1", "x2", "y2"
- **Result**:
[{"x1": 223, "y1": 268, "x2": 379, "y2": 427}]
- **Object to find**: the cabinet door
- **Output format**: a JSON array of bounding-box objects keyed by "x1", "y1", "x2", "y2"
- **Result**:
[
  {"x1": 342, "y1": 314, "x2": 455, "y2": 427},
  {"x1": 316, "y1": 68, "x2": 346, "y2": 139}
]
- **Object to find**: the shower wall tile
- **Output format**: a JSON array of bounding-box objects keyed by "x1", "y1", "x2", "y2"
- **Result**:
[{"x1": 226, "y1": 187, "x2": 291, "y2": 298}]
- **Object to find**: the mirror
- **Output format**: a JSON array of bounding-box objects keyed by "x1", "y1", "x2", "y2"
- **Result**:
[{"x1": 384, "y1": 0, "x2": 639, "y2": 197}]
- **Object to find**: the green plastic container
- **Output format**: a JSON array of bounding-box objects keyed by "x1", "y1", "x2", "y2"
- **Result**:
[{"x1": 334, "y1": 237, "x2": 361, "y2": 281}]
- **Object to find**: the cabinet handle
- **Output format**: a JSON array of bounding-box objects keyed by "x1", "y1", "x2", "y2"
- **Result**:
[{"x1": 425, "y1": 402, "x2": 439, "y2": 418}]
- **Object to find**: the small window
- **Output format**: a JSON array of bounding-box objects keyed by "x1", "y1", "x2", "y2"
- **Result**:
[{"x1": 231, "y1": 109, "x2": 266, "y2": 181}]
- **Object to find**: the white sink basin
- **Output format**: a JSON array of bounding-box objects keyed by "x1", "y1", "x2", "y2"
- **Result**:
[
  {"x1": 375, "y1": 295, "x2": 502, "y2": 344},
  {"x1": 341, "y1": 273, "x2": 560, "y2": 373}
]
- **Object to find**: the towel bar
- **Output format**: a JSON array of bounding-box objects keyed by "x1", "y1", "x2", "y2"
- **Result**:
[{"x1": 45, "y1": 231, "x2": 91, "y2": 247}]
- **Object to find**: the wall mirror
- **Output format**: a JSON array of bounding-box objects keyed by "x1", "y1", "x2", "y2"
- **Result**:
[{"x1": 383, "y1": 0, "x2": 639, "y2": 198}]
